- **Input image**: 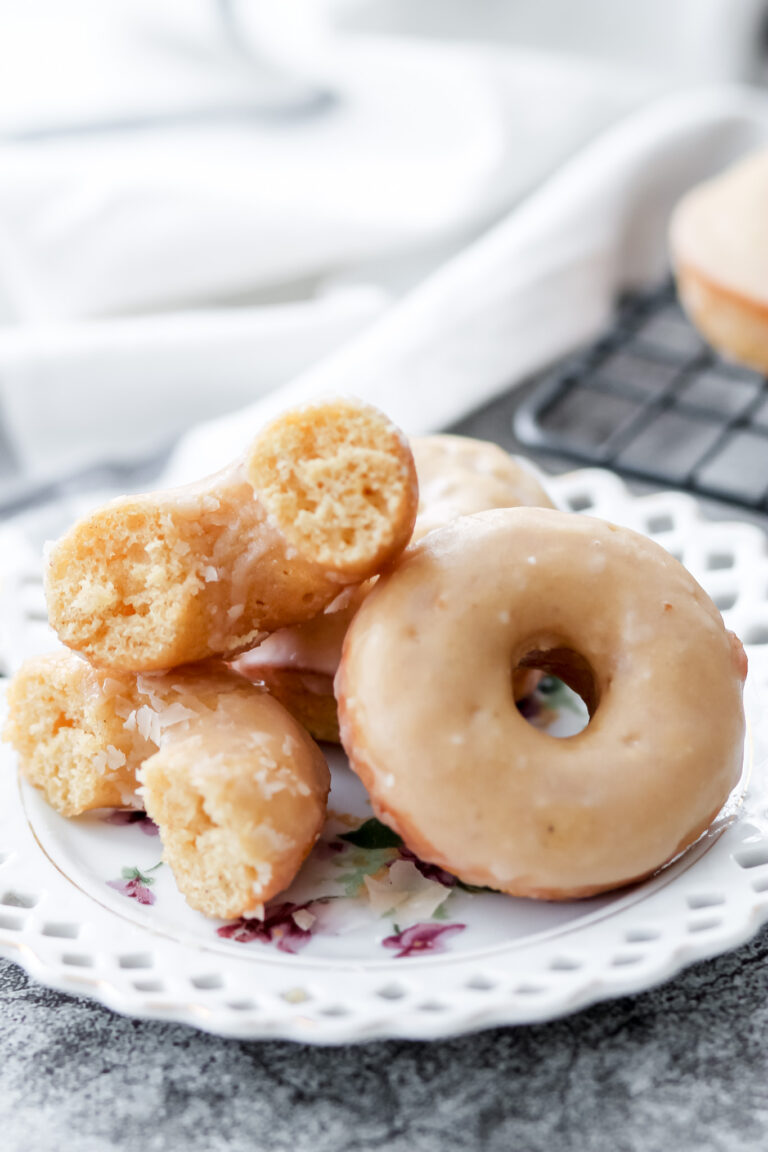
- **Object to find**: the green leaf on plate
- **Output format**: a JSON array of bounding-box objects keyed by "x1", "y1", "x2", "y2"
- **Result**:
[{"x1": 340, "y1": 818, "x2": 403, "y2": 850}]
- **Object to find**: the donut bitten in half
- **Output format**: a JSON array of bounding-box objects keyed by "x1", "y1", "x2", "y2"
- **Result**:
[
  {"x1": 45, "y1": 399, "x2": 418, "y2": 673},
  {"x1": 336, "y1": 507, "x2": 747, "y2": 899},
  {"x1": 4, "y1": 652, "x2": 330, "y2": 920}
]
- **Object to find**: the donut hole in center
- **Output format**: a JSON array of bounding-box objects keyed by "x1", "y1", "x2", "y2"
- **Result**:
[{"x1": 515, "y1": 646, "x2": 596, "y2": 737}]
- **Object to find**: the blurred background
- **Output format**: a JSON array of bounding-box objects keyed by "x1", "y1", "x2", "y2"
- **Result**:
[{"x1": 0, "y1": 0, "x2": 767, "y2": 505}]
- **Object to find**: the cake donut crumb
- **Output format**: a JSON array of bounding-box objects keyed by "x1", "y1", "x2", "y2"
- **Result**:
[
  {"x1": 3, "y1": 652, "x2": 329, "y2": 919},
  {"x1": 44, "y1": 398, "x2": 418, "y2": 672}
]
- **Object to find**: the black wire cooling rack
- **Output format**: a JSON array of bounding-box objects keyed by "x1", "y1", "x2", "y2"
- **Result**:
[{"x1": 480, "y1": 282, "x2": 768, "y2": 513}]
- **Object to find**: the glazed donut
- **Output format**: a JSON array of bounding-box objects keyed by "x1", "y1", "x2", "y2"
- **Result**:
[
  {"x1": 235, "y1": 435, "x2": 554, "y2": 740},
  {"x1": 670, "y1": 149, "x2": 768, "y2": 373},
  {"x1": 336, "y1": 508, "x2": 747, "y2": 899},
  {"x1": 45, "y1": 399, "x2": 418, "y2": 672},
  {"x1": 4, "y1": 651, "x2": 329, "y2": 919},
  {"x1": 410, "y1": 434, "x2": 554, "y2": 540}
]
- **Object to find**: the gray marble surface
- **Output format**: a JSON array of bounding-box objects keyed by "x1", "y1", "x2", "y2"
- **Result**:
[{"x1": 2, "y1": 928, "x2": 768, "y2": 1152}]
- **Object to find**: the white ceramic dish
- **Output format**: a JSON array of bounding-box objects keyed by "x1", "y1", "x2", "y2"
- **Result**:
[{"x1": 1, "y1": 467, "x2": 768, "y2": 1044}]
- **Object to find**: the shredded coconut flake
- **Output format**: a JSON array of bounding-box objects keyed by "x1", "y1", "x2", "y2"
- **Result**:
[
  {"x1": 292, "y1": 909, "x2": 316, "y2": 931},
  {"x1": 105, "y1": 744, "x2": 126, "y2": 770},
  {"x1": 323, "y1": 587, "x2": 355, "y2": 614},
  {"x1": 113, "y1": 696, "x2": 134, "y2": 720},
  {"x1": 91, "y1": 750, "x2": 108, "y2": 774},
  {"x1": 117, "y1": 784, "x2": 142, "y2": 808},
  {"x1": 135, "y1": 704, "x2": 161, "y2": 745},
  {"x1": 135, "y1": 675, "x2": 165, "y2": 710},
  {"x1": 203, "y1": 566, "x2": 219, "y2": 583},
  {"x1": 100, "y1": 678, "x2": 126, "y2": 697},
  {"x1": 156, "y1": 702, "x2": 197, "y2": 729}
]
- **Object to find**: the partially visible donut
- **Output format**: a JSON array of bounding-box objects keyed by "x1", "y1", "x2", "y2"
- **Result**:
[
  {"x1": 236, "y1": 436, "x2": 553, "y2": 740},
  {"x1": 4, "y1": 652, "x2": 329, "y2": 919},
  {"x1": 670, "y1": 149, "x2": 768, "y2": 373},
  {"x1": 45, "y1": 399, "x2": 418, "y2": 672},
  {"x1": 410, "y1": 435, "x2": 554, "y2": 540},
  {"x1": 336, "y1": 508, "x2": 747, "y2": 899},
  {"x1": 234, "y1": 588, "x2": 366, "y2": 743}
]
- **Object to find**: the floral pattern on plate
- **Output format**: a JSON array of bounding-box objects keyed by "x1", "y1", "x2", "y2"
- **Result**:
[
  {"x1": 210, "y1": 676, "x2": 587, "y2": 957},
  {"x1": 107, "y1": 863, "x2": 162, "y2": 905},
  {"x1": 92, "y1": 677, "x2": 590, "y2": 959},
  {"x1": 214, "y1": 816, "x2": 468, "y2": 958}
]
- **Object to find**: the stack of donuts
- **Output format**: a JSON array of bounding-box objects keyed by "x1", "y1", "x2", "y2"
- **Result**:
[
  {"x1": 3, "y1": 393, "x2": 747, "y2": 920},
  {"x1": 11, "y1": 131, "x2": 766, "y2": 924},
  {"x1": 4, "y1": 399, "x2": 420, "y2": 920}
]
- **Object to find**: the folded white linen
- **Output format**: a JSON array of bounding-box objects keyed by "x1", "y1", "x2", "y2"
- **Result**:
[
  {"x1": 0, "y1": 32, "x2": 506, "y2": 322},
  {"x1": 164, "y1": 87, "x2": 768, "y2": 485},
  {"x1": 0, "y1": 286, "x2": 386, "y2": 480},
  {"x1": 0, "y1": 0, "x2": 312, "y2": 138},
  {"x1": 0, "y1": 7, "x2": 663, "y2": 499}
]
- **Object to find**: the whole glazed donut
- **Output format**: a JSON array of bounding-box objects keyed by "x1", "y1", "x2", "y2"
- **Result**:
[
  {"x1": 336, "y1": 507, "x2": 747, "y2": 898},
  {"x1": 4, "y1": 652, "x2": 330, "y2": 919}
]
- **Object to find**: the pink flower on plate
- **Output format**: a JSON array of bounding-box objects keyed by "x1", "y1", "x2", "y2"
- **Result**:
[
  {"x1": 102, "y1": 809, "x2": 160, "y2": 837},
  {"x1": 382, "y1": 922, "x2": 466, "y2": 959},
  {"x1": 217, "y1": 902, "x2": 318, "y2": 954},
  {"x1": 107, "y1": 865, "x2": 160, "y2": 906}
]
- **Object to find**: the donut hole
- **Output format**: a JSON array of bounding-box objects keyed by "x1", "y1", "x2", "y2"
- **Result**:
[
  {"x1": 515, "y1": 646, "x2": 596, "y2": 737},
  {"x1": 518, "y1": 647, "x2": 598, "y2": 713}
]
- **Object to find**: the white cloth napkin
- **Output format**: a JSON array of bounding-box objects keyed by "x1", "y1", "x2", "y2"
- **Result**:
[
  {"x1": 0, "y1": 32, "x2": 507, "y2": 322},
  {"x1": 0, "y1": 286, "x2": 386, "y2": 481},
  {"x1": 0, "y1": 4, "x2": 661, "y2": 490},
  {"x1": 164, "y1": 87, "x2": 768, "y2": 485}
]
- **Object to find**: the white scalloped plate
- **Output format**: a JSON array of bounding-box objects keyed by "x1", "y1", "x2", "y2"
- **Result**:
[{"x1": 2, "y1": 468, "x2": 768, "y2": 1044}]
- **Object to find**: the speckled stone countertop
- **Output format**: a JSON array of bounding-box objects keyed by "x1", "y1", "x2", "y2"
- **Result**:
[{"x1": 2, "y1": 930, "x2": 768, "y2": 1152}]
